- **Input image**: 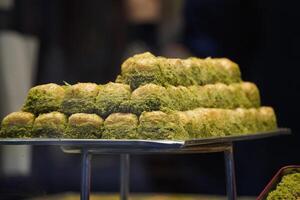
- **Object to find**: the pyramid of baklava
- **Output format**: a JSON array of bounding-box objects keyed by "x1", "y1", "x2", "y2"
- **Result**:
[{"x1": 0, "y1": 52, "x2": 277, "y2": 140}]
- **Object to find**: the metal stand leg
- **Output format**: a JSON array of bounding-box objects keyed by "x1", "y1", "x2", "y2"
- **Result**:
[
  {"x1": 120, "y1": 154, "x2": 130, "y2": 200},
  {"x1": 81, "y1": 148, "x2": 92, "y2": 200},
  {"x1": 224, "y1": 145, "x2": 237, "y2": 200}
]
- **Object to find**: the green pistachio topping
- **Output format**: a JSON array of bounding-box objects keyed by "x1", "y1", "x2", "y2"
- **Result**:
[
  {"x1": 32, "y1": 112, "x2": 67, "y2": 138},
  {"x1": 1, "y1": 111, "x2": 35, "y2": 138},
  {"x1": 22, "y1": 83, "x2": 65, "y2": 115},
  {"x1": 65, "y1": 113, "x2": 103, "y2": 139}
]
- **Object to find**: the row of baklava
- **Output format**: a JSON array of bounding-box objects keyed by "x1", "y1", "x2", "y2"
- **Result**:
[
  {"x1": 22, "y1": 81, "x2": 260, "y2": 118},
  {"x1": 0, "y1": 107, "x2": 277, "y2": 140},
  {"x1": 116, "y1": 52, "x2": 242, "y2": 89}
]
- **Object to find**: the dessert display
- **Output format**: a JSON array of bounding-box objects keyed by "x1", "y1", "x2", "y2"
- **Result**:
[{"x1": 0, "y1": 52, "x2": 277, "y2": 139}]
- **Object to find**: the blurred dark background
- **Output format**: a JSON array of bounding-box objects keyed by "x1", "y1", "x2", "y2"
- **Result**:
[{"x1": 0, "y1": 0, "x2": 299, "y2": 199}]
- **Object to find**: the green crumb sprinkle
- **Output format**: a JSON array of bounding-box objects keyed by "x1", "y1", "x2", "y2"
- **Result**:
[
  {"x1": 103, "y1": 113, "x2": 139, "y2": 139},
  {"x1": 61, "y1": 83, "x2": 99, "y2": 115},
  {"x1": 65, "y1": 113, "x2": 103, "y2": 139},
  {"x1": 32, "y1": 112, "x2": 67, "y2": 138},
  {"x1": 127, "y1": 83, "x2": 171, "y2": 115},
  {"x1": 22, "y1": 83, "x2": 65, "y2": 115},
  {"x1": 267, "y1": 173, "x2": 300, "y2": 200},
  {"x1": 95, "y1": 82, "x2": 131, "y2": 118},
  {"x1": 137, "y1": 111, "x2": 189, "y2": 140},
  {"x1": 1, "y1": 111, "x2": 35, "y2": 138}
]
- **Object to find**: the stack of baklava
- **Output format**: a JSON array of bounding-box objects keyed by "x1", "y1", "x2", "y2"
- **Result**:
[{"x1": 0, "y1": 52, "x2": 277, "y2": 140}]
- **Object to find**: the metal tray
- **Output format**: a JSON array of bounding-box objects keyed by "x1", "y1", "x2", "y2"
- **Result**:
[
  {"x1": 257, "y1": 165, "x2": 300, "y2": 200},
  {"x1": 0, "y1": 128, "x2": 290, "y2": 149}
]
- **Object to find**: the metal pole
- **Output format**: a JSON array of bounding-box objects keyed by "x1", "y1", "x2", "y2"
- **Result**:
[
  {"x1": 81, "y1": 148, "x2": 92, "y2": 200},
  {"x1": 224, "y1": 144, "x2": 237, "y2": 200},
  {"x1": 120, "y1": 154, "x2": 130, "y2": 200}
]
